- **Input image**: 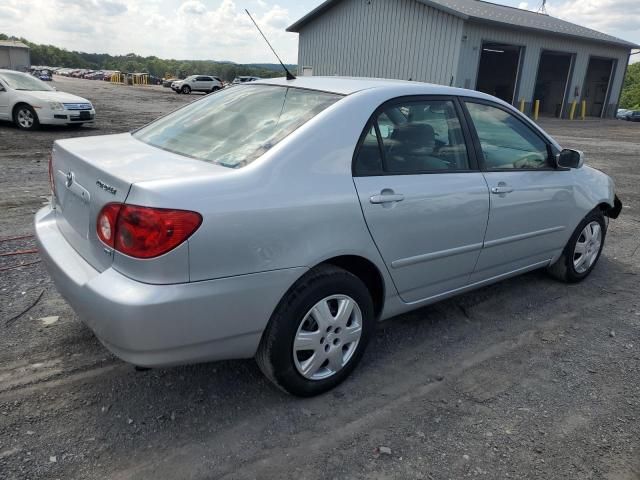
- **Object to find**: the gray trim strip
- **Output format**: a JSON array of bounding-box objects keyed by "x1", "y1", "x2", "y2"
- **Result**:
[
  {"x1": 483, "y1": 226, "x2": 565, "y2": 249},
  {"x1": 392, "y1": 242, "x2": 483, "y2": 269}
]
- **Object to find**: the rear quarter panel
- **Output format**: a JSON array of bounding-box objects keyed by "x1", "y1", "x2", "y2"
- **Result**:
[{"x1": 125, "y1": 89, "x2": 401, "y2": 293}]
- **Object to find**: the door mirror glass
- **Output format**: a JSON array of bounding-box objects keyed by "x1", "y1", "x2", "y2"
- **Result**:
[{"x1": 557, "y1": 149, "x2": 584, "y2": 169}]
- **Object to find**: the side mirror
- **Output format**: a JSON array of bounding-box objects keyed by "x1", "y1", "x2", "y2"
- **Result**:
[{"x1": 557, "y1": 149, "x2": 584, "y2": 169}]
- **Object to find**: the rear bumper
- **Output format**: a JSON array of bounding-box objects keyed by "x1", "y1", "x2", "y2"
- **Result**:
[{"x1": 35, "y1": 206, "x2": 306, "y2": 367}]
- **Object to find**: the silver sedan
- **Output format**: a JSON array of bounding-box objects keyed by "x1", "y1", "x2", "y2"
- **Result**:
[{"x1": 36, "y1": 77, "x2": 621, "y2": 396}]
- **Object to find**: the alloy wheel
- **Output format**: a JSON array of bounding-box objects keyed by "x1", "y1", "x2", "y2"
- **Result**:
[
  {"x1": 293, "y1": 294, "x2": 363, "y2": 381},
  {"x1": 17, "y1": 108, "x2": 35, "y2": 129}
]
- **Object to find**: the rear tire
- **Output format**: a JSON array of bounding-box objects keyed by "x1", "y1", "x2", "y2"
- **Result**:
[
  {"x1": 256, "y1": 265, "x2": 374, "y2": 397},
  {"x1": 547, "y1": 210, "x2": 606, "y2": 283},
  {"x1": 14, "y1": 104, "x2": 39, "y2": 130}
]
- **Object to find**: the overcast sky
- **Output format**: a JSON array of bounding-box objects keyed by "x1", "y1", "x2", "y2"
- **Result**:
[{"x1": 0, "y1": 0, "x2": 637, "y2": 64}]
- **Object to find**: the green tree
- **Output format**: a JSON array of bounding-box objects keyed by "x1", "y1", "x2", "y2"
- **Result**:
[{"x1": 620, "y1": 62, "x2": 640, "y2": 109}]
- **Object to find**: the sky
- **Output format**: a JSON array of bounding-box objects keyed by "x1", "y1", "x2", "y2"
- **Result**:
[{"x1": 0, "y1": 0, "x2": 638, "y2": 64}]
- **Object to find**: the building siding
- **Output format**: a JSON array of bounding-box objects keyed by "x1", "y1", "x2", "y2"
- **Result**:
[
  {"x1": 457, "y1": 21, "x2": 629, "y2": 116},
  {"x1": 0, "y1": 46, "x2": 31, "y2": 70},
  {"x1": 298, "y1": 0, "x2": 464, "y2": 85}
]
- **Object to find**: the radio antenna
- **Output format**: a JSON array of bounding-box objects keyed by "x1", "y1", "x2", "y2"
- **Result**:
[
  {"x1": 245, "y1": 9, "x2": 296, "y2": 80},
  {"x1": 536, "y1": 0, "x2": 547, "y2": 14}
]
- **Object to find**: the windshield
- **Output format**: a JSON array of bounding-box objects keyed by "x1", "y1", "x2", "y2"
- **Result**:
[
  {"x1": 0, "y1": 72, "x2": 54, "y2": 91},
  {"x1": 134, "y1": 85, "x2": 342, "y2": 168}
]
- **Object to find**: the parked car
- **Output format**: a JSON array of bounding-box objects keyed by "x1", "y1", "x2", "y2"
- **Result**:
[
  {"x1": 624, "y1": 110, "x2": 640, "y2": 122},
  {"x1": 171, "y1": 75, "x2": 223, "y2": 94},
  {"x1": 162, "y1": 78, "x2": 178, "y2": 88},
  {"x1": 36, "y1": 77, "x2": 621, "y2": 396},
  {"x1": 232, "y1": 76, "x2": 261, "y2": 85},
  {"x1": 616, "y1": 108, "x2": 630, "y2": 119},
  {"x1": 0, "y1": 69, "x2": 95, "y2": 130},
  {"x1": 32, "y1": 69, "x2": 52, "y2": 81}
]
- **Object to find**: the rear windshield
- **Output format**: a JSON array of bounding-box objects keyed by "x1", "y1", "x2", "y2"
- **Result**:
[{"x1": 134, "y1": 85, "x2": 342, "y2": 168}]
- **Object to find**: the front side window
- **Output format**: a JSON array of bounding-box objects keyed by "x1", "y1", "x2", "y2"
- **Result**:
[
  {"x1": 134, "y1": 85, "x2": 341, "y2": 168},
  {"x1": 465, "y1": 102, "x2": 550, "y2": 170},
  {"x1": 354, "y1": 99, "x2": 470, "y2": 175}
]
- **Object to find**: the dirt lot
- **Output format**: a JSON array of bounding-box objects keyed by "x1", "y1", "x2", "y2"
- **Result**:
[{"x1": 1, "y1": 76, "x2": 638, "y2": 480}]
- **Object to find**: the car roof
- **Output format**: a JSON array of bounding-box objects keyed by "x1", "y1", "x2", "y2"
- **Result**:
[{"x1": 253, "y1": 75, "x2": 494, "y2": 99}]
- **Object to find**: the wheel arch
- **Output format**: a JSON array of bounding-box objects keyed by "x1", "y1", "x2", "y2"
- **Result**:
[
  {"x1": 315, "y1": 255, "x2": 386, "y2": 320},
  {"x1": 12, "y1": 101, "x2": 37, "y2": 120}
]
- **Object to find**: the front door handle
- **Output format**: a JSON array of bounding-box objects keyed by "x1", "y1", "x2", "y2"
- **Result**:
[
  {"x1": 370, "y1": 192, "x2": 405, "y2": 204},
  {"x1": 490, "y1": 185, "x2": 514, "y2": 194}
]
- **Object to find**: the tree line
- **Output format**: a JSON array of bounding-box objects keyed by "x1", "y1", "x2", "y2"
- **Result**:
[
  {"x1": 0, "y1": 33, "x2": 290, "y2": 81},
  {"x1": 620, "y1": 62, "x2": 640, "y2": 109}
]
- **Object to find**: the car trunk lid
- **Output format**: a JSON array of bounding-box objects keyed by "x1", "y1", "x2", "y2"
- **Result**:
[{"x1": 51, "y1": 133, "x2": 228, "y2": 272}]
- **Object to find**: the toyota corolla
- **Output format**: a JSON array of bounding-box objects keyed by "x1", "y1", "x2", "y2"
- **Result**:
[{"x1": 35, "y1": 77, "x2": 621, "y2": 396}]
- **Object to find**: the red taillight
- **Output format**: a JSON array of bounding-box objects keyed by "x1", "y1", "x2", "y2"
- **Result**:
[{"x1": 96, "y1": 203, "x2": 202, "y2": 259}]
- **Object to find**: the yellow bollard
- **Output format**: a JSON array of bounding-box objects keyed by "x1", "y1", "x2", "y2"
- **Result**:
[
  {"x1": 519, "y1": 98, "x2": 525, "y2": 113},
  {"x1": 533, "y1": 100, "x2": 540, "y2": 121},
  {"x1": 581, "y1": 100, "x2": 586, "y2": 120},
  {"x1": 569, "y1": 100, "x2": 577, "y2": 120}
]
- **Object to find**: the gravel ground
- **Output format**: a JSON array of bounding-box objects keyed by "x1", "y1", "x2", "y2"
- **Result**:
[{"x1": 0, "y1": 76, "x2": 638, "y2": 480}]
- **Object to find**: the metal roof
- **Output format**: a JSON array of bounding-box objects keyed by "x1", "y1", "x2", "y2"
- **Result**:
[
  {"x1": 287, "y1": 0, "x2": 639, "y2": 49},
  {"x1": 0, "y1": 40, "x2": 29, "y2": 49}
]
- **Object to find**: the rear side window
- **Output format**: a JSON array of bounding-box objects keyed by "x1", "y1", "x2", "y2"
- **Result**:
[
  {"x1": 465, "y1": 102, "x2": 550, "y2": 170},
  {"x1": 134, "y1": 85, "x2": 341, "y2": 168},
  {"x1": 354, "y1": 99, "x2": 470, "y2": 175}
]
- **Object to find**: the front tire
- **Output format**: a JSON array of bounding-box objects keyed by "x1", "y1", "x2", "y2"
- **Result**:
[
  {"x1": 547, "y1": 210, "x2": 606, "y2": 283},
  {"x1": 181, "y1": 85, "x2": 191, "y2": 94},
  {"x1": 14, "y1": 105, "x2": 39, "y2": 130},
  {"x1": 256, "y1": 265, "x2": 375, "y2": 397}
]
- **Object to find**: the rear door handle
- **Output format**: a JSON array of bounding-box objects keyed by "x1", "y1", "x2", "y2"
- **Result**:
[
  {"x1": 491, "y1": 186, "x2": 514, "y2": 194},
  {"x1": 370, "y1": 193, "x2": 405, "y2": 204}
]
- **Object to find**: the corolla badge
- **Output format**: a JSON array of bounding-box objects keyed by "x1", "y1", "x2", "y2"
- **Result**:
[
  {"x1": 96, "y1": 179, "x2": 117, "y2": 195},
  {"x1": 65, "y1": 171, "x2": 74, "y2": 188}
]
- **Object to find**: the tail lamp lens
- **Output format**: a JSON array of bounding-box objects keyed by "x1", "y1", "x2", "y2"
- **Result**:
[{"x1": 96, "y1": 203, "x2": 202, "y2": 259}]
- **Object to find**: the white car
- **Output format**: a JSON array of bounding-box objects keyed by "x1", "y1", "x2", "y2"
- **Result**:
[
  {"x1": 0, "y1": 69, "x2": 96, "y2": 130},
  {"x1": 171, "y1": 75, "x2": 223, "y2": 94}
]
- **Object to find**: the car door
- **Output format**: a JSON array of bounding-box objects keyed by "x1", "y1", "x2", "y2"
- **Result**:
[
  {"x1": 0, "y1": 80, "x2": 10, "y2": 120},
  {"x1": 462, "y1": 99, "x2": 576, "y2": 282},
  {"x1": 353, "y1": 97, "x2": 490, "y2": 303},
  {"x1": 197, "y1": 76, "x2": 211, "y2": 91}
]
